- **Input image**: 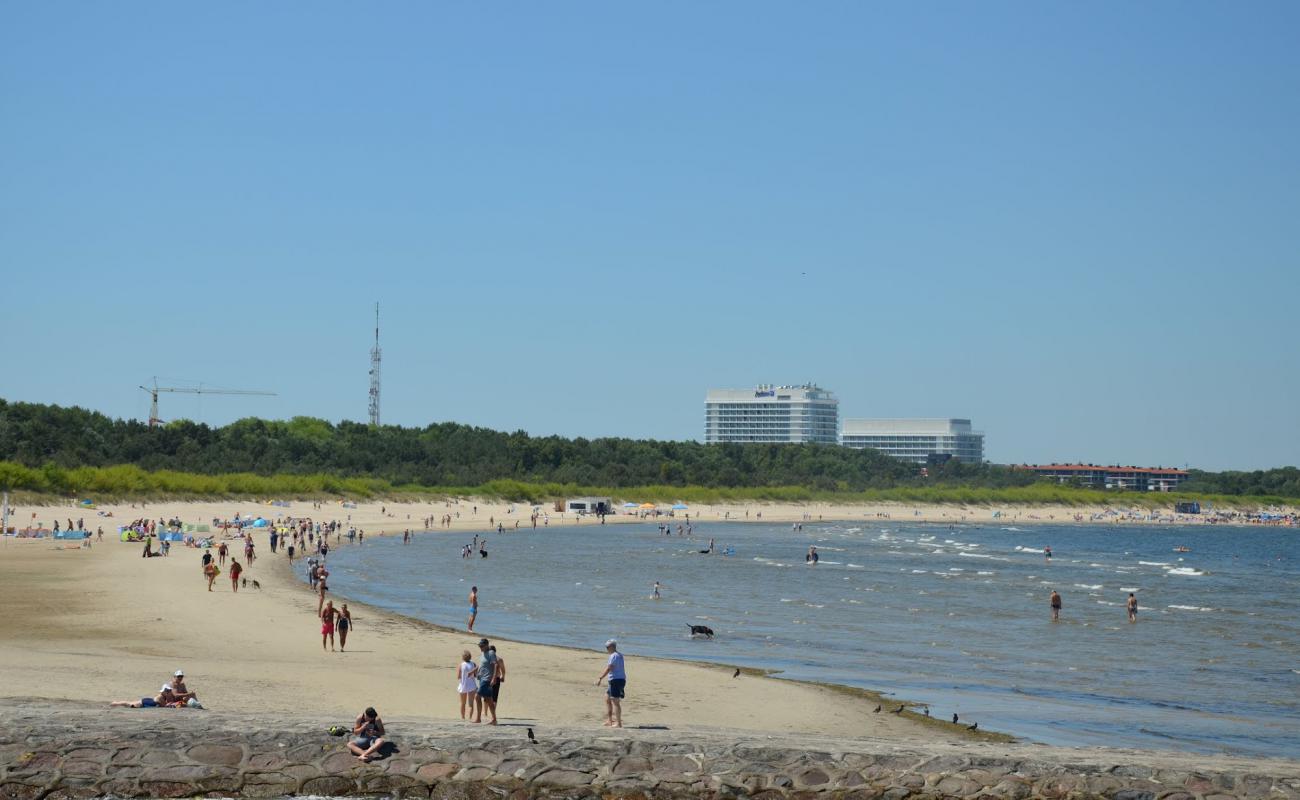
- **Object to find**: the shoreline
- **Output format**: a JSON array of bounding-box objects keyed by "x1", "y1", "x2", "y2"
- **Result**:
[
  {"x1": 0, "y1": 499, "x2": 977, "y2": 744},
  {"x1": 275, "y1": 556, "x2": 1011, "y2": 745},
  {"x1": 3, "y1": 497, "x2": 1295, "y2": 764}
]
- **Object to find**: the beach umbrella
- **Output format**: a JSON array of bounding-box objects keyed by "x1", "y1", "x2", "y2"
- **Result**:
[
  {"x1": 638, "y1": 502, "x2": 657, "y2": 509},
  {"x1": 671, "y1": 503, "x2": 689, "y2": 510}
]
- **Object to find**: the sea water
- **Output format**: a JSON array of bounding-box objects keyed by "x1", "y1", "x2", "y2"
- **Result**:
[{"x1": 314, "y1": 521, "x2": 1300, "y2": 758}]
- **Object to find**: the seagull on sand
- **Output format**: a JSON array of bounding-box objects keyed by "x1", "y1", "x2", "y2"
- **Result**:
[
  {"x1": 732, "y1": 669, "x2": 740, "y2": 678},
  {"x1": 891, "y1": 705, "x2": 904, "y2": 715},
  {"x1": 873, "y1": 704, "x2": 881, "y2": 713},
  {"x1": 967, "y1": 722, "x2": 978, "y2": 731},
  {"x1": 527, "y1": 728, "x2": 536, "y2": 743}
]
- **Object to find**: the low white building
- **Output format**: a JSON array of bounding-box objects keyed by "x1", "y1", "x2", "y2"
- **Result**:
[
  {"x1": 840, "y1": 418, "x2": 985, "y2": 464},
  {"x1": 565, "y1": 497, "x2": 612, "y2": 515}
]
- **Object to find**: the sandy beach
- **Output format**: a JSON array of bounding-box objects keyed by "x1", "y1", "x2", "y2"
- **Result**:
[{"x1": 0, "y1": 498, "x2": 999, "y2": 742}]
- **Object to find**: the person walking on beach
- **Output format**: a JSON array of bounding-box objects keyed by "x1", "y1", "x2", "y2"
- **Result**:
[
  {"x1": 338, "y1": 603, "x2": 353, "y2": 651},
  {"x1": 321, "y1": 600, "x2": 338, "y2": 651},
  {"x1": 596, "y1": 638, "x2": 626, "y2": 728},
  {"x1": 1050, "y1": 589, "x2": 1062, "y2": 621},
  {"x1": 218, "y1": 541, "x2": 228, "y2": 566},
  {"x1": 473, "y1": 638, "x2": 499, "y2": 724},
  {"x1": 467, "y1": 586, "x2": 478, "y2": 632},
  {"x1": 204, "y1": 560, "x2": 219, "y2": 591},
  {"x1": 456, "y1": 650, "x2": 478, "y2": 720},
  {"x1": 1127, "y1": 592, "x2": 1138, "y2": 623},
  {"x1": 316, "y1": 567, "x2": 329, "y2": 616},
  {"x1": 229, "y1": 559, "x2": 243, "y2": 592}
]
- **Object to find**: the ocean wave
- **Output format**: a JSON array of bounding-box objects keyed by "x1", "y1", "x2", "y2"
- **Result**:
[
  {"x1": 1168, "y1": 605, "x2": 1215, "y2": 611},
  {"x1": 1120, "y1": 587, "x2": 1140, "y2": 592},
  {"x1": 1166, "y1": 567, "x2": 1206, "y2": 576},
  {"x1": 1139, "y1": 561, "x2": 1171, "y2": 566},
  {"x1": 959, "y1": 552, "x2": 1009, "y2": 561},
  {"x1": 1075, "y1": 584, "x2": 1103, "y2": 590}
]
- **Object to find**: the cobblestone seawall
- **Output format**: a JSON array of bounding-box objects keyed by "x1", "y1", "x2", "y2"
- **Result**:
[{"x1": 1, "y1": 701, "x2": 1297, "y2": 800}]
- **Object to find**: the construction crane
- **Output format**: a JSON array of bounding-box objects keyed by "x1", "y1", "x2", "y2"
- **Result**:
[{"x1": 139, "y1": 379, "x2": 276, "y2": 427}]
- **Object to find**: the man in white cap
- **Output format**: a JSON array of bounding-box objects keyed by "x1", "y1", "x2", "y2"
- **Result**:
[
  {"x1": 168, "y1": 670, "x2": 197, "y2": 703},
  {"x1": 595, "y1": 639, "x2": 626, "y2": 728}
]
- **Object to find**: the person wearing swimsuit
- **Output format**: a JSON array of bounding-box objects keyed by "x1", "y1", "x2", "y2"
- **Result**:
[
  {"x1": 468, "y1": 586, "x2": 478, "y2": 632},
  {"x1": 337, "y1": 603, "x2": 353, "y2": 651}
]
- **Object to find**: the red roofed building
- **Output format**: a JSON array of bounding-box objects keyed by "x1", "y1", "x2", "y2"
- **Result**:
[{"x1": 1022, "y1": 464, "x2": 1190, "y2": 492}]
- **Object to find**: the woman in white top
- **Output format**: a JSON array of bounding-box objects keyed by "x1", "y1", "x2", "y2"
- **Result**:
[{"x1": 456, "y1": 650, "x2": 478, "y2": 720}]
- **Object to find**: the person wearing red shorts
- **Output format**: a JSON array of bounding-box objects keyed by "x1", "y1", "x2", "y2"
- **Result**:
[
  {"x1": 321, "y1": 600, "x2": 338, "y2": 651},
  {"x1": 229, "y1": 559, "x2": 243, "y2": 592}
]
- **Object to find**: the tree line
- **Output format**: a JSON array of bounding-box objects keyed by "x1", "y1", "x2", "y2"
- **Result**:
[{"x1": 1, "y1": 399, "x2": 1294, "y2": 498}]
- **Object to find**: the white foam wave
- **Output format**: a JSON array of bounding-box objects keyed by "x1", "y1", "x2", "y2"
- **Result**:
[
  {"x1": 1166, "y1": 567, "x2": 1205, "y2": 576},
  {"x1": 1139, "y1": 561, "x2": 1170, "y2": 566},
  {"x1": 1074, "y1": 584, "x2": 1103, "y2": 590},
  {"x1": 1168, "y1": 605, "x2": 1215, "y2": 611},
  {"x1": 1120, "y1": 587, "x2": 1139, "y2": 592}
]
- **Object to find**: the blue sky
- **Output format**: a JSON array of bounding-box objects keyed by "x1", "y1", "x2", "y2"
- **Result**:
[{"x1": 2, "y1": 3, "x2": 1297, "y2": 470}]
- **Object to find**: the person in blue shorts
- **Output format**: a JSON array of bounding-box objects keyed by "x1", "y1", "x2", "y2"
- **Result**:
[
  {"x1": 111, "y1": 685, "x2": 175, "y2": 708},
  {"x1": 596, "y1": 638, "x2": 626, "y2": 728}
]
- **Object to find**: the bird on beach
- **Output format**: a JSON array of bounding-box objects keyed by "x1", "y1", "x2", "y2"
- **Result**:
[
  {"x1": 732, "y1": 669, "x2": 740, "y2": 679},
  {"x1": 967, "y1": 722, "x2": 978, "y2": 731},
  {"x1": 873, "y1": 704, "x2": 881, "y2": 713},
  {"x1": 891, "y1": 705, "x2": 904, "y2": 715},
  {"x1": 923, "y1": 707, "x2": 930, "y2": 717},
  {"x1": 527, "y1": 727, "x2": 536, "y2": 743},
  {"x1": 952, "y1": 713, "x2": 959, "y2": 724}
]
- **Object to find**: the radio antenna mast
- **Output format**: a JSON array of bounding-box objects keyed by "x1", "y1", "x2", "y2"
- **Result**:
[{"x1": 368, "y1": 302, "x2": 382, "y2": 426}]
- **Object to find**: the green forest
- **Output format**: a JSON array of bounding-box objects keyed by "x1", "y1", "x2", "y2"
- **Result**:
[{"x1": 0, "y1": 399, "x2": 1296, "y2": 501}]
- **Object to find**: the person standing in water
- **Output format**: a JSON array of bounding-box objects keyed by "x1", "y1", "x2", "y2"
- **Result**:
[
  {"x1": 1127, "y1": 592, "x2": 1138, "y2": 623},
  {"x1": 651, "y1": 581, "x2": 661, "y2": 600},
  {"x1": 1050, "y1": 589, "x2": 1062, "y2": 621},
  {"x1": 467, "y1": 586, "x2": 479, "y2": 632}
]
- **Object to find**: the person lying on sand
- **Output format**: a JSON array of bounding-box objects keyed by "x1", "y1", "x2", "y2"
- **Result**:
[{"x1": 110, "y1": 685, "x2": 175, "y2": 708}]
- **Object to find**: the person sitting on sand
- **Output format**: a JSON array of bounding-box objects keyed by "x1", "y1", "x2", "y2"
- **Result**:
[
  {"x1": 111, "y1": 685, "x2": 176, "y2": 708},
  {"x1": 168, "y1": 670, "x2": 197, "y2": 703},
  {"x1": 348, "y1": 707, "x2": 386, "y2": 761}
]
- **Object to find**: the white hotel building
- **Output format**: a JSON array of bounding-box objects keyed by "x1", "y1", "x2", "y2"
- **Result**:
[
  {"x1": 840, "y1": 418, "x2": 985, "y2": 464},
  {"x1": 704, "y1": 384, "x2": 839, "y2": 444}
]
